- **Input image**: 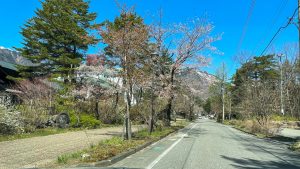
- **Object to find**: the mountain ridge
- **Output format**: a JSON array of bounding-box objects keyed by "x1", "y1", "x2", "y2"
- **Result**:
[{"x1": 178, "y1": 69, "x2": 217, "y2": 99}]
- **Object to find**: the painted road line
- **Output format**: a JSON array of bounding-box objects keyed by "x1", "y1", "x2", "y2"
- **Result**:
[{"x1": 145, "y1": 123, "x2": 198, "y2": 169}]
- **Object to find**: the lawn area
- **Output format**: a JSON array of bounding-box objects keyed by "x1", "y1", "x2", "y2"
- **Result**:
[{"x1": 0, "y1": 124, "x2": 116, "y2": 142}]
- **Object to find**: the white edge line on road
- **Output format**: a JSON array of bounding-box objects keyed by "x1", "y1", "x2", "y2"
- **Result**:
[{"x1": 145, "y1": 123, "x2": 198, "y2": 169}]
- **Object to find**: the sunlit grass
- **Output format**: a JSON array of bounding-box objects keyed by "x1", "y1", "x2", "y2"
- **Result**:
[{"x1": 53, "y1": 120, "x2": 189, "y2": 167}]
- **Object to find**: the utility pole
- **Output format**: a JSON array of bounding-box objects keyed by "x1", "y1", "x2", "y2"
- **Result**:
[
  {"x1": 228, "y1": 91, "x2": 232, "y2": 120},
  {"x1": 297, "y1": 0, "x2": 300, "y2": 84},
  {"x1": 298, "y1": 0, "x2": 300, "y2": 60},
  {"x1": 221, "y1": 63, "x2": 225, "y2": 123},
  {"x1": 278, "y1": 54, "x2": 285, "y2": 115},
  {"x1": 298, "y1": 0, "x2": 300, "y2": 61}
]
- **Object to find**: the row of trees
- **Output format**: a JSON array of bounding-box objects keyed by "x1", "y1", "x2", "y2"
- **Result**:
[
  {"x1": 207, "y1": 46, "x2": 300, "y2": 134},
  {"x1": 8, "y1": 0, "x2": 220, "y2": 138}
]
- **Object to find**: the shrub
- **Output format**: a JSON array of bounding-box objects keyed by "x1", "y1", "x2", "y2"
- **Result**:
[
  {"x1": 80, "y1": 114, "x2": 101, "y2": 128},
  {"x1": 98, "y1": 100, "x2": 123, "y2": 124},
  {"x1": 13, "y1": 78, "x2": 56, "y2": 129},
  {"x1": 69, "y1": 111, "x2": 80, "y2": 128},
  {"x1": 69, "y1": 112, "x2": 101, "y2": 129}
]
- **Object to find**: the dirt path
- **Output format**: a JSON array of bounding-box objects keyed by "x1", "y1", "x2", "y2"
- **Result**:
[{"x1": 0, "y1": 125, "x2": 145, "y2": 169}]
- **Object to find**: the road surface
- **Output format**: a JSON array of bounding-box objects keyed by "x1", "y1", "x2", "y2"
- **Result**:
[
  {"x1": 279, "y1": 128, "x2": 300, "y2": 140},
  {"x1": 0, "y1": 125, "x2": 145, "y2": 169},
  {"x1": 106, "y1": 119, "x2": 300, "y2": 169}
]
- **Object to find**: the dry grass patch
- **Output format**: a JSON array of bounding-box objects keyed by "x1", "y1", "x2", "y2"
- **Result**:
[{"x1": 51, "y1": 123, "x2": 188, "y2": 168}]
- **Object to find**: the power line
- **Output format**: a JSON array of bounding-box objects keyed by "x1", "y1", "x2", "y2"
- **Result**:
[
  {"x1": 236, "y1": 0, "x2": 256, "y2": 52},
  {"x1": 253, "y1": 0, "x2": 289, "y2": 55},
  {"x1": 260, "y1": 6, "x2": 299, "y2": 56},
  {"x1": 230, "y1": 0, "x2": 256, "y2": 77}
]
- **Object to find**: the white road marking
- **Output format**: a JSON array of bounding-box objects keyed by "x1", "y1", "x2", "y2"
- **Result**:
[{"x1": 145, "y1": 123, "x2": 198, "y2": 169}]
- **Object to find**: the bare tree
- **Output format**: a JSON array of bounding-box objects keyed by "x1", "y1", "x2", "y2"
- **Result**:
[{"x1": 151, "y1": 18, "x2": 221, "y2": 126}]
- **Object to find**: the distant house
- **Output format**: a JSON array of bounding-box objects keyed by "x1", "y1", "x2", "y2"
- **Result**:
[
  {"x1": 75, "y1": 64, "x2": 137, "y2": 105},
  {"x1": 75, "y1": 64, "x2": 121, "y2": 89}
]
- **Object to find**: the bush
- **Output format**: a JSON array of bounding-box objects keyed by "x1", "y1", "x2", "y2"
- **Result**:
[
  {"x1": 70, "y1": 112, "x2": 101, "y2": 129},
  {"x1": 80, "y1": 114, "x2": 101, "y2": 128},
  {"x1": 98, "y1": 100, "x2": 123, "y2": 125}
]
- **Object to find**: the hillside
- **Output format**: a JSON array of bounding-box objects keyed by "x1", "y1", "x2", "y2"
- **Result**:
[
  {"x1": 178, "y1": 69, "x2": 217, "y2": 99},
  {"x1": 0, "y1": 46, "x2": 32, "y2": 66}
]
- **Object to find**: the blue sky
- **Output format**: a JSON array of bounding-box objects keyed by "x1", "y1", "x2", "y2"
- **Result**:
[{"x1": 0, "y1": 0, "x2": 298, "y2": 77}]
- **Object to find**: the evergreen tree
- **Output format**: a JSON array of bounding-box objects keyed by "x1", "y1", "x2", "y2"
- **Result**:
[
  {"x1": 231, "y1": 55, "x2": 279, "y2": 106},
  {"x1": 203, "y1": 98, "x2": 211, "y2": 114},
  {"x1": 16, "y1": 0, "x2": 98, "y2": 79}
]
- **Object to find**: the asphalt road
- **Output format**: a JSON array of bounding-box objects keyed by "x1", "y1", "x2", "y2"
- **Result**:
[{"x1": 100, "y1": 119, "x2": 300, "y2": 169}]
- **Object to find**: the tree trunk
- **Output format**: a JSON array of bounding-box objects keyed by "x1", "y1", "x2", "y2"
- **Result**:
[
  {"x1": 189, "y1": 103, "x2": 194, "y2": 121},
  {"x1": 95, "y1": 100, "x2": 100, "y2": 120},
  {"x1": 164, "y1": 68, "x2": 176, "y2": 126},
  {"x1": 164, "y1": 96, "x2": 173, "y2": 126},
  {"x1": 124, "y1": 90, "x2": 132, "y2": 140},
  {"x1": 149, "y1": 87, "x2": 155, "y2": 134},
  {"x1": 124, "y1": 82, "x2": 133, "y2": 140}
]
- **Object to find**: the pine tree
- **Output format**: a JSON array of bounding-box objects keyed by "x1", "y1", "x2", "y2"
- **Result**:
[{"x1": 16, "y1": 0, "x2": 98, "y2": 79}]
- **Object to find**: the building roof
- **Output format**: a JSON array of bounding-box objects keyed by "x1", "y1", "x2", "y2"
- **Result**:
[{"x1": 0, "y1": 61, "x2": 17, "y2": 71}]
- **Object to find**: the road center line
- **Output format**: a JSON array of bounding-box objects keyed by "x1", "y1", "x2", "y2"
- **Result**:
[{"x1": 145, "y1": 123, "x2": 198, "y2": 169}]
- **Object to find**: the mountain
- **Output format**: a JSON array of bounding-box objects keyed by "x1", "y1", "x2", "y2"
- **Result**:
[
  {"x1": 177, "y1": 69, "x2": 218, "y2": 99},
  {"x1": 0, "y1": 46, "x2": 32, "y2": 66}
]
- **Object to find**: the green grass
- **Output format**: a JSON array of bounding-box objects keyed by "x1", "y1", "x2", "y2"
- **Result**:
[
  {"x1": 0, "y1": 128, "x2": 75, "y2": 142},
  {"x1": 0, "y1": 124, "x2": 118, "y2": 142},
  {"x1": 271, "y1": 114, "x2": 299, "y2": 122}
]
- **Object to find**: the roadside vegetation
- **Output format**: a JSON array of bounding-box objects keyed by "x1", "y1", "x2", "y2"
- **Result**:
[
  {"x1": 290, "y1": 141, "x2": 300, "y2": 151},
  {"x1": 204, "y1": 51, "x2": 300, "y2": 141},
  {"x1": 49, "y1": 120, "x2": 189, "y2": 167}
]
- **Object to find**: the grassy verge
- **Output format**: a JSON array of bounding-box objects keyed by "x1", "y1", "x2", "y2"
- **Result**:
[
  {"x1": 0, "y1": 124, "x2": 117, "y2": 142},
  {"x1": 50, "y1": 120, "x2": 189, "y2": 168},
  {"x1": 289, "y1": 141, "x2": 300, "y2": 151},
  {"x1": 223, "y1": 120, "x2": 267, "y2": 138},
  {"x1": 224, "y1": 120, "x2": 299, "y2": 151}
]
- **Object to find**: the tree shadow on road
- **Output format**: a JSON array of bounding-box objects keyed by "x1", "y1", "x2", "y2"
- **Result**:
[
  {"x1": 221, "y1": 155, "x2": 300, "y2": 169},
  {"x1": 267, "y1": 135, "x2": 298, "y2": 144}
]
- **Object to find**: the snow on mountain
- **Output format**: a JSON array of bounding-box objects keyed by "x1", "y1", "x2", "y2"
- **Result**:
[
  {"x1": 178, "y1": 69, "x2": 217, "y2": 99},
  {"x1": 0, "y1": 46, "x2": 32, "y2": 66}
]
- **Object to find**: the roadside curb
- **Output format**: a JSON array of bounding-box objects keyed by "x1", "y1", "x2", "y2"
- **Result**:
[{"x1": 76, "y1": 125, "x2": 186, "y2": 168}]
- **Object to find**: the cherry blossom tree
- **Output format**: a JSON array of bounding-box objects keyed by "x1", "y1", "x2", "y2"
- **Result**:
[{"x1": 151, "y1": 17, "x2": 221, "y2": 126}]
